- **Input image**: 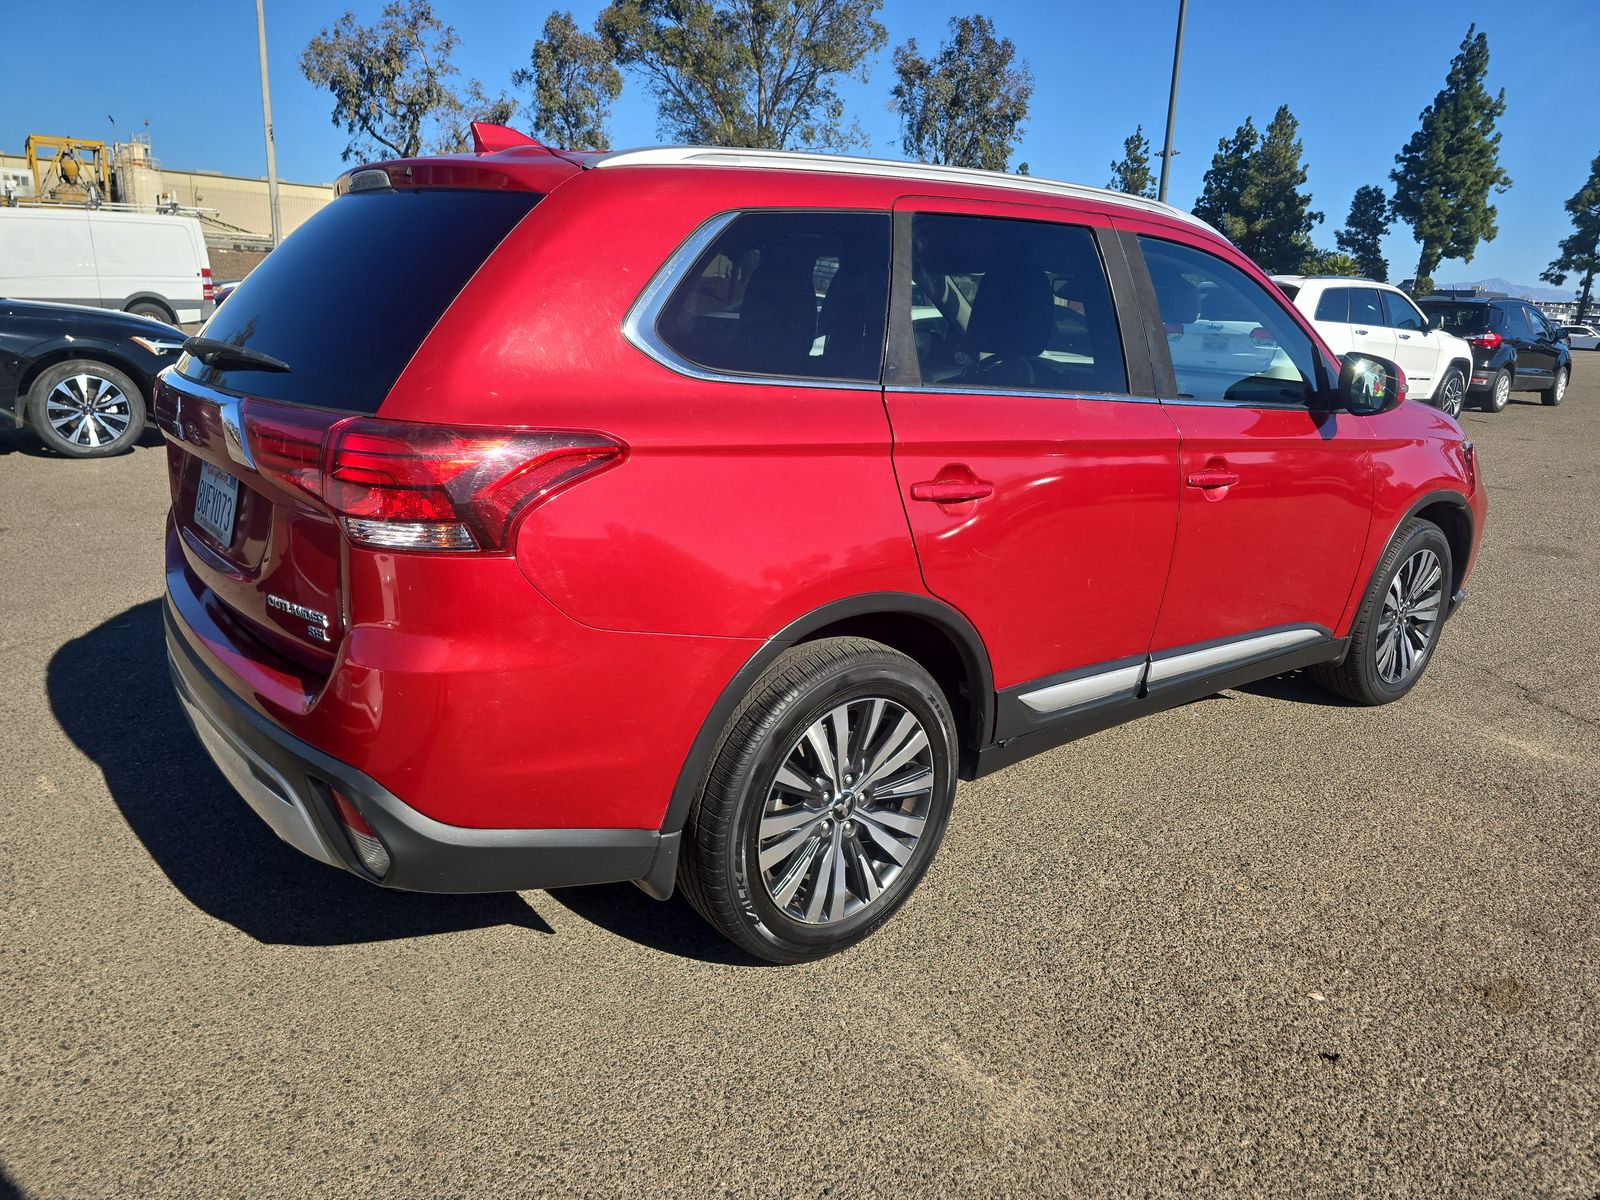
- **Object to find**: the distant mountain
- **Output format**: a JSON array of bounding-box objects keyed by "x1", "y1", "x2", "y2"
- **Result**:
[{"x1": 1436, "y1": 277, "x2": 1574, "y2": 302}]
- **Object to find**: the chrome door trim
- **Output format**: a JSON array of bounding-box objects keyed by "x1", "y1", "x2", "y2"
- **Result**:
[
  {"x1": 1146, "y1": 626, "x2": 1325, "y2": 685},
  {"x1": 1018, "y1": 662, "x2": 1145, "y2": 714},
  {"x1": 887, "y1": 385, "x2": 1162, "y2": 405}
]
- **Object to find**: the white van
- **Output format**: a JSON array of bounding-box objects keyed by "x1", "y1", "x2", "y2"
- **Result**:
[{"x1": 0, "y1": 206, "x2": 213, "y2": 325}]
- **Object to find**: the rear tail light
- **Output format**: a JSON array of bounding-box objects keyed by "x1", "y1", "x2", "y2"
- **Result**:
[
  {"x1": 1468, "y1": 331, "x2": 1502, "y2": 350},
  {"x1": 201, "y1": 267, "x2": 215, "y2": 302},
  {"x1": 332, "y1": 790, "x2": 391, "y2": 878},
  {"x1": 239, "y1": 401, "x2": 625, "y2": 552},
  {"x1": 1249, "y1": 326, "x2": 1277, "y2": 348}
]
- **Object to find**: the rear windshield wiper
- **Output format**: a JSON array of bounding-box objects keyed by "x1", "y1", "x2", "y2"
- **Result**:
[{"x1": 183, "y1": 337, "x2": 291, "y2": 374}]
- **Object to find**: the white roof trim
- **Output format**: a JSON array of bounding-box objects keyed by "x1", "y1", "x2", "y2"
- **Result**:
[{"x1": 591, "y1": 146, "x2": 1216, "y2": 233}]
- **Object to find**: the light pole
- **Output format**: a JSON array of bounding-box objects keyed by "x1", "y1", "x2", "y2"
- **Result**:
[
  {"x1": 1157, "y1": 0, "x2": 1187, "y2": 204},
  {"x1": 256, "y1": 0, "x2": 283, "y2": 246}
]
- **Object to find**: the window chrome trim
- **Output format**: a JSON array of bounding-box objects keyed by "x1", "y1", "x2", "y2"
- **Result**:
[
  {"x1": 1146, "y1": 627, "x2": 1325, "y2": 686},
  {"x1": 619, "y1": 209, "x2": 886, "y2": 392},
  {"x1": 889, "y1": 385, "x2": 1161, "y2": 405},
  {"x1": 1018, "y1": 662, "x2": 1145, "y2": 714}
]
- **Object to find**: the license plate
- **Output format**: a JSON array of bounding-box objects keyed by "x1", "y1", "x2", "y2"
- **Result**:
[
  {"x1": 1203, "y1": 335, "x2": 1230, "y2": 353},
  {"x1": 194, "y1": 461, "x2": 240, "y2": 545}
]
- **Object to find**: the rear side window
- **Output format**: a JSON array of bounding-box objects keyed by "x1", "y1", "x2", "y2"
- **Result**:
[
  {"x1": 1314, "y1": 288, "x2": 1349, "y2": 322},
  {"x1": 906, "y1": 213, "x2": 1126, "y2": 394},
  {"x1": 1380, "y1": 290, "x2": 1425, "y2": 330},
  {"x1": 655, "y1": 211, "x2": 890, "y2": 383},
  {"x1": 1349, "y1": 287, "x2": 1385, "y2": 327},
  {"x1": 180, "y1": 188, "x2": 539, "y2": 413}
]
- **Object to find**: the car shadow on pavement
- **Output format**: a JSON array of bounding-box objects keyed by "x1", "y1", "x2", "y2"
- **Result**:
[
  {"x1": 1236, "y1": 669, "x2": 1357, "y2": 707},
  {"x1": 0, "y1": 424, "x2": 165, "y2": 457},
  {"x1": 545, "y1": 884, "x2": 770, "y2": 967},
  {"x1": 47, "y1": 600, "x2": 551, "y2": 946}
]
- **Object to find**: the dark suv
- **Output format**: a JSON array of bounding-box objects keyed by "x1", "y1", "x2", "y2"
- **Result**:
[
  {"x1": 159, "y1": 128, "x2": 1485, "y2": 962},
  {"x1": 1417, "y1": 296, "x2": 1572, "y2": 412}
]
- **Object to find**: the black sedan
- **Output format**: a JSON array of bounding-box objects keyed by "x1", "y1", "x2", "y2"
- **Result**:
[{"x1": 1, "y1": 298, "x2": 188, "y2": 457}]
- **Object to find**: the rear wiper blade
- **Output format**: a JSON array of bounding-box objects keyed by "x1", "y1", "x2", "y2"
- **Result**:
[{"x1": 182, "y1": 337, "x2": 291, "y2": 374}]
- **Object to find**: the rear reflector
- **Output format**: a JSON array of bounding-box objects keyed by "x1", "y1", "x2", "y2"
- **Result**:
[
  {"x1": 239, "y1": 400, "x2": 625, "y2": 552},
  {"x1": 332, "y1": 790, "x2": 392, "y2": 878}
]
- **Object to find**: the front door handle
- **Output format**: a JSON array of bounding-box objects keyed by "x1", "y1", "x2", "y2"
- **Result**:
[
  {"x1": 910, "y1": 479, "x2": 994, "y2": 504},
  {"x1": 1398, "y1": 332, "x2": 1413, "y2": 340},
  {"x1": 1185, "y1": 469, "x2": 1240, "y2": 490},
  {"x1": 1354, "y1": 328, "x2": 1369, "y2": 335}
]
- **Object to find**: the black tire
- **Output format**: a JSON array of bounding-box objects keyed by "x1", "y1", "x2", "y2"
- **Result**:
[
  {"x1": 678, "y1": 636, "x2": 958, "y2": 963},
  {"x1": 1309, "y1": 518, "x2": 1453, "y2": 706},
  {"x1": 26, "y1": 360, "x2": 147, "y2": 458},
  {"x1": 1433, "y1": 366, "x2": 1467, "y2": 418},
  {"x1": 1542, "y1": 365, "x2": 1568, "y2": 407},
  {"x1": 1482, "y1": 367, "x2": 1512, "y2": 412},
  {"x1": 126, "y1": 300, "x2": 175, "y2": 323}
]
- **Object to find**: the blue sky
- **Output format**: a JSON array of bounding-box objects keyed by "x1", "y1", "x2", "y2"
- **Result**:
[{"x1": 5, "y1": 0, "x2": 1595, "y2": 289}]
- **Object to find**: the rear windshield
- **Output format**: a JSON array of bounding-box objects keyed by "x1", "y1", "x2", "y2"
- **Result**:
[
  {"x1": 1418, "y1": 302, "x2": 1498, "y2": 334},
  {"x1": 180, "y1": 188, "x2": 539, "y2": 413}
]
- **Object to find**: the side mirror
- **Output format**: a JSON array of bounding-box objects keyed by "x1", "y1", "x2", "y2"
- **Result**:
[
  {"x1": 1427, "y1": 313, "x2": 1445, "y2": 331},
  {"x1": 1338, "y1": 353, "x2": 1407, "y2": 415}
]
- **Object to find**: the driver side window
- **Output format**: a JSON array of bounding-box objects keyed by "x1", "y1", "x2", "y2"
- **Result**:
[{"x1": 1138, "y1": 236, "x2": 1319, "y2": 406}]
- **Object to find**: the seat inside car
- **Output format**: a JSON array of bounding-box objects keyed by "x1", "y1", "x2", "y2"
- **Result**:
[{"x1": 965, "y1": 265, "x2": 1056, "y2": 387}]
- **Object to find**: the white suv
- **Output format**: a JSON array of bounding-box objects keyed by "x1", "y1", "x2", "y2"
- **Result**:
[{"x1": 1273, "y1": 276, "x2": 1475, "y2": 417}]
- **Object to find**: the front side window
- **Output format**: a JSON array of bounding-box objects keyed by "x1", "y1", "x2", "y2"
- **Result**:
[
  {"x1": 1139, "y1": 237, "x2": 1318, "y2": 405},
  {"x1": 1314, "y1": 288, "x2": 1350, "y2": 322},
  {"x1": 1380, "y1": 290, "x2": 1425, "y2": 331},
  {"x1": 655, "y1": 211, "x2": 890, "y2": 382},
  {"x1": 906, "y1": 213, "x2": 1127, "y2": 394}
]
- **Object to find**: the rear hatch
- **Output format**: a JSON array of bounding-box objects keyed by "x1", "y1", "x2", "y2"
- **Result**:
[{"x1": 157, "y1": 184, "x2": 541, "y2": 675}]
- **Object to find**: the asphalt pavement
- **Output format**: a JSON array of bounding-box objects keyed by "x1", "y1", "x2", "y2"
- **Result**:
[{"x1": 1, "y1": 372, "x2": 1596, "y2": 1197}]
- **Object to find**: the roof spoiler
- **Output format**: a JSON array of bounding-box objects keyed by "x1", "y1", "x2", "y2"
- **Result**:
[{"x1": 470, "y1": 122, "x2": 546, "y2": 155}]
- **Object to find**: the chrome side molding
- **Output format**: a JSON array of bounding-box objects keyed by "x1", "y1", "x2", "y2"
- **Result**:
[
  {"x1": 1019, "y1": 663, "x2": 1145, "y2": 714},
  {"x1": 1145, "y1": 627, "x2": 1325, "y2": 686}
]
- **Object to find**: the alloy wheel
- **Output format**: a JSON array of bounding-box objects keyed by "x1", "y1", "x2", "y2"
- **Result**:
[
  {"x1": 1493, "y1": 372, "x2": 1511, "y2": 410},
  {"x1": 1376, "y1": 547, "x2": 1444, "y2": 685},
  {"x1": 756, "y1": 696, "x2": 934, "y2": 925},
  {"x1": 1439, "y1": 373, "x2": 1465, "y2": 418},
  {"x1": 1553, "y1": 369, "x2": 1568, "y2": 403},
  {"x1": 44, "y1": 372, "x2": 133, "y2": 449}
]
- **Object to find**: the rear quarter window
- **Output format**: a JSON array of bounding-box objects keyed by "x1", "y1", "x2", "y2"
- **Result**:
[{"x1": 180, "y1": 188, "x2": 539, "y2": 413}]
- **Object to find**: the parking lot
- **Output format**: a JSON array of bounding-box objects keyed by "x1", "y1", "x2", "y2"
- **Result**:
[{"x1": 1, "y1": 374, "x2": 1596, "y2": 1196}]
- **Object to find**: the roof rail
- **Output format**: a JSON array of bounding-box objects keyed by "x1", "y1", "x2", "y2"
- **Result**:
[{"x1": 590, "y1": 146, "x2": 1216, "y2": 233}]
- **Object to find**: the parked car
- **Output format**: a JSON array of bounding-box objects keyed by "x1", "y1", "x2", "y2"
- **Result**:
[
  {"x1": 1562, "y1": 323, "x2": 1598, "y2": 351},
  {"x1": 1274, "y1": 276, "x2": 1476, "y2": 417},
  {"x1": 158, "y1": 133, "x2": 1485, "y2": 962},
  {"x1": 212, "y1": 280, "x2": 240, "y2": 308},
  {"x1": 0, "y1": 205, "x2": 214, "y2": 325},
  {"x1": 1416, "y1": 295, "x2": 1572, "y2": 411},
  {"x1": 0, "y1": 297, "x2": 185, "y2": 455}
]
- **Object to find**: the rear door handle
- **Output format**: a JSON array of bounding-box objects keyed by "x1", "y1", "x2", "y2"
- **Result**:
[
  {"x1": 910, "y1": 479, "x2": 993, "y2": 504},
  {"x1": 1354, "y1": 328, "x2": 1369, "y2": 335},
  {"x1": 1185, "y1": 469, "x2": 1240, "y2": 490}
]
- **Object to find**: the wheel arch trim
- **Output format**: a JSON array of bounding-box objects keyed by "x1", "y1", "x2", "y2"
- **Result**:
[{"x1": 657, "y1": 592, "x2": 994, "y2": 842}]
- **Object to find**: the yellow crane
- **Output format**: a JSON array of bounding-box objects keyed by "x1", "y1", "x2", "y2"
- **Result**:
[{"x1": 24, "y1": 134, "x2": 112, "y2": 205}]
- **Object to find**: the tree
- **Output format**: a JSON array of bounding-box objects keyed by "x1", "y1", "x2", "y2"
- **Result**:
[
  {"x1": 433, "y1": 81, "x2": 520, "y2": 155},
  {"x1": 1540, "y1": 152, "x2": 1600, "y2": 323},
  {"x1": 1301, "y1": 248, "x2": 1361, "y2": 276},
  {"x1": 301, "y1": 1, "x2": 467, "y2": 161},
  {"x1": 513, "y1": 11, "x2": 623, "y2": 149},
  {"x1": 891, "y1": 16, "x2": 1033, "y2": 172},
  {"x1": 1334, "y1": 185, "x2": 1391, "y2": 280},
  {"x1": 1193, "y1": 107, "x2": 1322, "y2": 275},
  {"x1": 1390, "y1": 25, "x2": 1511, "y2": 284},
  {"x1": 598, "y1": 0, "x2": 886, "y2": 151},
  {"x1": 1107, "y1": 125, "x2": 1156, "y2": 198}
]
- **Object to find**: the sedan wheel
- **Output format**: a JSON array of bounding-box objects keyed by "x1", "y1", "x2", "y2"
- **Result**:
[{"x1": 27, "y1": 360, "x2": 147, "y2": 458}]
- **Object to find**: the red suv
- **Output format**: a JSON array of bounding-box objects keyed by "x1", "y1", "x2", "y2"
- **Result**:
[{"x1": 159, "y1": 128, "x2": 1484, "y2": 962}]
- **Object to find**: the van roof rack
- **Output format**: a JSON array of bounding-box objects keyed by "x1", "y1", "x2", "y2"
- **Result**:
[{"x1": 590, "y1": 146, "x2": 1216, "y2": 233}]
